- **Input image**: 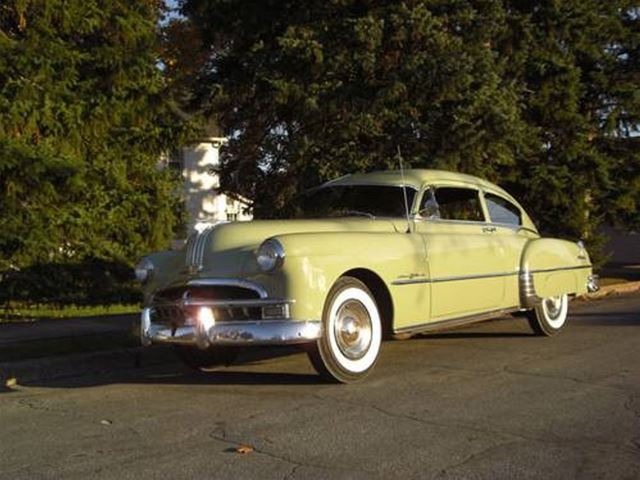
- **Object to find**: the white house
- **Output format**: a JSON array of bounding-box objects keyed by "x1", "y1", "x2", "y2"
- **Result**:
[
  {"x1": 165, "y1": 125, "x2": 252, "y2": 240},
  {"x1": 180, "y1": 135, "x2": 252, "y2": 231}
]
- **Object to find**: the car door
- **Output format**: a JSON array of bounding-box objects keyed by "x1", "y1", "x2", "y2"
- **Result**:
[
  {"x1": 414, "y1": 185, "x2": 506, "y2": 320},
  {"x1": 481, "y1": 191, "x2": 536, "y2": 308}
]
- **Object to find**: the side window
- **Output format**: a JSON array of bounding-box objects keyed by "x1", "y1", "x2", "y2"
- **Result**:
[
  {"x1": 422, "y1": 187, "x2": 484, "y2": 222},
  {"x1": 485, "y1": 193, "x2": 522, "y2": 226}
]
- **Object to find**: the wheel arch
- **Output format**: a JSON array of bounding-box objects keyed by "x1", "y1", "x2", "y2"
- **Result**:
[{"x1": 341, "y1": 268, "x2": 394, "y2": 339}]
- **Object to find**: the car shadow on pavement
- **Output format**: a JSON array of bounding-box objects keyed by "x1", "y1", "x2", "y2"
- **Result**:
[
  {"x1": 415, "y1": 331, "x2": 533, "y2": 340},
  {"x1": 142, "y1": 369, "x2": 322, "y2": 386},
  {"x1": 569, "y1": 311, "x2": 640, "y2": 326},
  {"x1": 12, "y1": 314, "x2": 632, "y2": 391},
  {"x1": 8, "y1": 346, "x2": 328, "y2": 390},
  {"x1": 8, "y1": 369, "x2": 324, "y2": 391},
  {"x1": 405, "y1": 316, "x2": 535, "y2": 340}
]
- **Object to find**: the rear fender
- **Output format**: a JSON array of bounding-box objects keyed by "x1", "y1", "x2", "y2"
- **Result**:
[{"x1": 520, "y1": 238, "x2": 592, "y2": 307}]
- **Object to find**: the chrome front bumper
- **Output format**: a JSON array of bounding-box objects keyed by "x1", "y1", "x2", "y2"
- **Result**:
[
  {"x1": 587, "y1": 274, "x2": 600, "y2": 293},
  {"x1": 141, "y1": 307, "x2": 322, "y2": 348}
]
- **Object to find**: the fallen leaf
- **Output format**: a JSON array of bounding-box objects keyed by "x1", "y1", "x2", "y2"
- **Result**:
[
  {"x1": 5, "y1": 378, "x2": 17, "y2": 388},
  {"x1": 235, "y1": 444, "x2": 254, "y2": 454},
  {"x1": 100, "y1": 419, "x2": 113, "y2": 426}
]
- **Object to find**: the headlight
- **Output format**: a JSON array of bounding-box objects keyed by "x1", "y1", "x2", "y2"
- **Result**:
[
  {"x1": 256, "y1": 239, "x2": 285, "y2": 272},
  {"x1": 134, "y1": 257, "x2": 154, "y2": 283}
]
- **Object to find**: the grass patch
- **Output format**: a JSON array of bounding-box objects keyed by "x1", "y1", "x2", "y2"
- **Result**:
[{"x1": 1, "y1": 303, "x2": 139, "y2": 323}]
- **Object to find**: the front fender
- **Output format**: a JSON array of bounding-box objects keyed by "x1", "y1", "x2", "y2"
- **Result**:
[
  {"x1": 250, "y1": 232, "x2": 429, "y2": 328},
  {"x1": 140, "y1": 250, "x2": 185, "y2": 300}
]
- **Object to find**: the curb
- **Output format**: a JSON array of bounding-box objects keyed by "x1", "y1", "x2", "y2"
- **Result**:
[
  {"x1": 0, "y1": 345, "x2": 176, "y2": 387},
  {"x1": 580, "y1": 280, "x2": 640, "y2": 300}
]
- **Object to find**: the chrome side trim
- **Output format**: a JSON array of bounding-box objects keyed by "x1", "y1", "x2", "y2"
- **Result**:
[
  {"x1": 431, "y1": 271, "x2": 519, "y2": 283},
  {"x1": 392, "y1": 265, "x2": 593, "y2": 287},
  {"x1": 141, "y1": 308, "x2": 322, "y2": 347},
  {"x1": 392, "y1": 270, "x2": 519, "y2": 286},
  {"x1": 186, "y1": 278, "x2": 269, "y2": 299},
  {"x1": 141, "y1": 307, "x2": 152, "y2": 347},
  {"x1": 519, "y1": 271, "x2": 541, "y2": 308},
  {"x1": 394, "y1": 307, "x2": 520, "y2": 335},
  {"x1": 391, "y1": 278, "x2": 431, "y2": 286},
  {"x1": 415, "y1": 218, "x2": 489, "y2": 227},
  {"x1": 185, "y1": 233, "x2": 197, "y2": 270},
  {"x1": 185, "y1": 225, "x2": 219, "y2": 272},
  {"x1": 529, "y1": 265, "x2": 592, "y2": 274},
  {"x1": 520, "y1": 265, "x2": 593, "y2": 307}
]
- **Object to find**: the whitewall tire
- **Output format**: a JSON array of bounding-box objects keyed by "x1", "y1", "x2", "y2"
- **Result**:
[
  {"x1": 307, "y1": 277, "x2": 382, "y2": 383},
  {"x1": 526, "y1": 294, "x2": 569, "y2": 336}
]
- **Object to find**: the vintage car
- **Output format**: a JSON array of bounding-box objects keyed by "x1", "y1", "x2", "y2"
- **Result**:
[{"x1": 136, "y1": 169, "x2": 599, "y2": 383}]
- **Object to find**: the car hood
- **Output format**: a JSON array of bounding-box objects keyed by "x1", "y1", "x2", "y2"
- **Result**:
[{"x1": 184, "y1": 217, "x2": 404, "y2": 277}]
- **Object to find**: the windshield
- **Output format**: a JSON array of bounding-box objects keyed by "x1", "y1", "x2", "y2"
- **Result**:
[{"x1": 292, "y1": 185, "x2": 416, "y2": 219}]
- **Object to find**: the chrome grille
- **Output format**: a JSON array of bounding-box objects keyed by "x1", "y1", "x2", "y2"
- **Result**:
[
  {"x1": 154, "y1": 285, "x2": 261, "y2": 302},
  {"x1": 151, "y1": 306, "x2": 188, "y2": 325},
  {"x1": 151, "y1": 285, "x2": 263, "y2": 324}
]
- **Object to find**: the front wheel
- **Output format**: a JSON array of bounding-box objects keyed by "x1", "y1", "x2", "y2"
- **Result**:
[
  {"x1": 307, "y1": 277, "x2": 382, "y2": 383},
  {"x1": 526, "y1": 294, "x2": 569, "y2": 336}
]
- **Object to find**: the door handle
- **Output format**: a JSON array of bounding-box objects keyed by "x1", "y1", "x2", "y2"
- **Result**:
[{"x1": 482, "y1": 226, "x2": 496, "y2": 233}]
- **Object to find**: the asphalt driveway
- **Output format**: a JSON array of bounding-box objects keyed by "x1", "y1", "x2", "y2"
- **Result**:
[{"x1": 1, "y1": 294, "x2": 639, "y2": 479}]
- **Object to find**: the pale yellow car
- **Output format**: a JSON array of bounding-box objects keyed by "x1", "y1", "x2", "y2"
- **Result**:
[{"x1": 136, "y1": 169, "x2": 599, "y2": 382}]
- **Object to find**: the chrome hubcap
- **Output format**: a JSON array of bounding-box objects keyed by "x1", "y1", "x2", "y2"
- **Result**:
[
  {"x1": 333, "y1": 300, "x2": 372, "y2": 360},
  {"x1": 544, "y1": 296, "x2": 563, "y2": 319}
]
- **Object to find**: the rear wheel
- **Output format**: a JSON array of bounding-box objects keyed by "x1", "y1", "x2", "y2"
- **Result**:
[
  {"x1": 526, "y1": 294, "x2": 569, "y2": 336},
  {"x1": 307, "y1": 277, "x2": 382, "y2": 383},
  {"x1": 174, "y1": 345, "x2": 239, "y2": 370}
]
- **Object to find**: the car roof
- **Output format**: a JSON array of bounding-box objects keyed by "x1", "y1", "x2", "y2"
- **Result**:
[{"x1": 323, "y1": 169, "x2": 512, "y2": 198}]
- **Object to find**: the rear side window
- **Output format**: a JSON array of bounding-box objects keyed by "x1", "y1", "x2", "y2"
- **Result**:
[
  {"x1": 485, "y1": 193, "x2": 522, "y2": 226},
  {"x1": 427, "y1": 187, "x2": 484, "y2": 222}
]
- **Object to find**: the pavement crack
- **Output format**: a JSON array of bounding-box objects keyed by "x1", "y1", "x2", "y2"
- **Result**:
[
  {"x1": 208, "y1": 424, "x2": 372, "y2": 477},
  {"x1": 16, "y1": 397, "x2": 77, "y2": 418},
  {"x1": 283, "y1": 464, "x2": 301, "y2": 480},
  {"x1": 624, "y1": 395, "x2": 640, "y2": 420},
  {"x1": 502, "y1": 366, "x2": 626, "y2": 392},
  {"x1": 434, "y1": 439, "x2": 522, "y2": 478},
  {"x1": 311, "y1": 393, "x2": 533, "y2": 443},
  {"x1": 370, "y1": 402, "x2": 533, "y2": 442},
  {"x1": 624, "y1": 394, "x2": 640, "y2": 451},
  {"x1": 313, "y1": 392, "x2": 640, "y2": 456}
]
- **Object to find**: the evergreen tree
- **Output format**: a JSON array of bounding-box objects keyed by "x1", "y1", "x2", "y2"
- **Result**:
[
  {"x1": 179, "y1": 0, "x2": 639, "y2": 254},
  {"x1": 181, "y1": 0, "x2": 529, "y2": 217},
  {"x1": 0, "y1": 0, "x2": 191, "y2": 273},
  {"x1": 501, "y1": 0, "x2": 640, "y2": 246}
]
